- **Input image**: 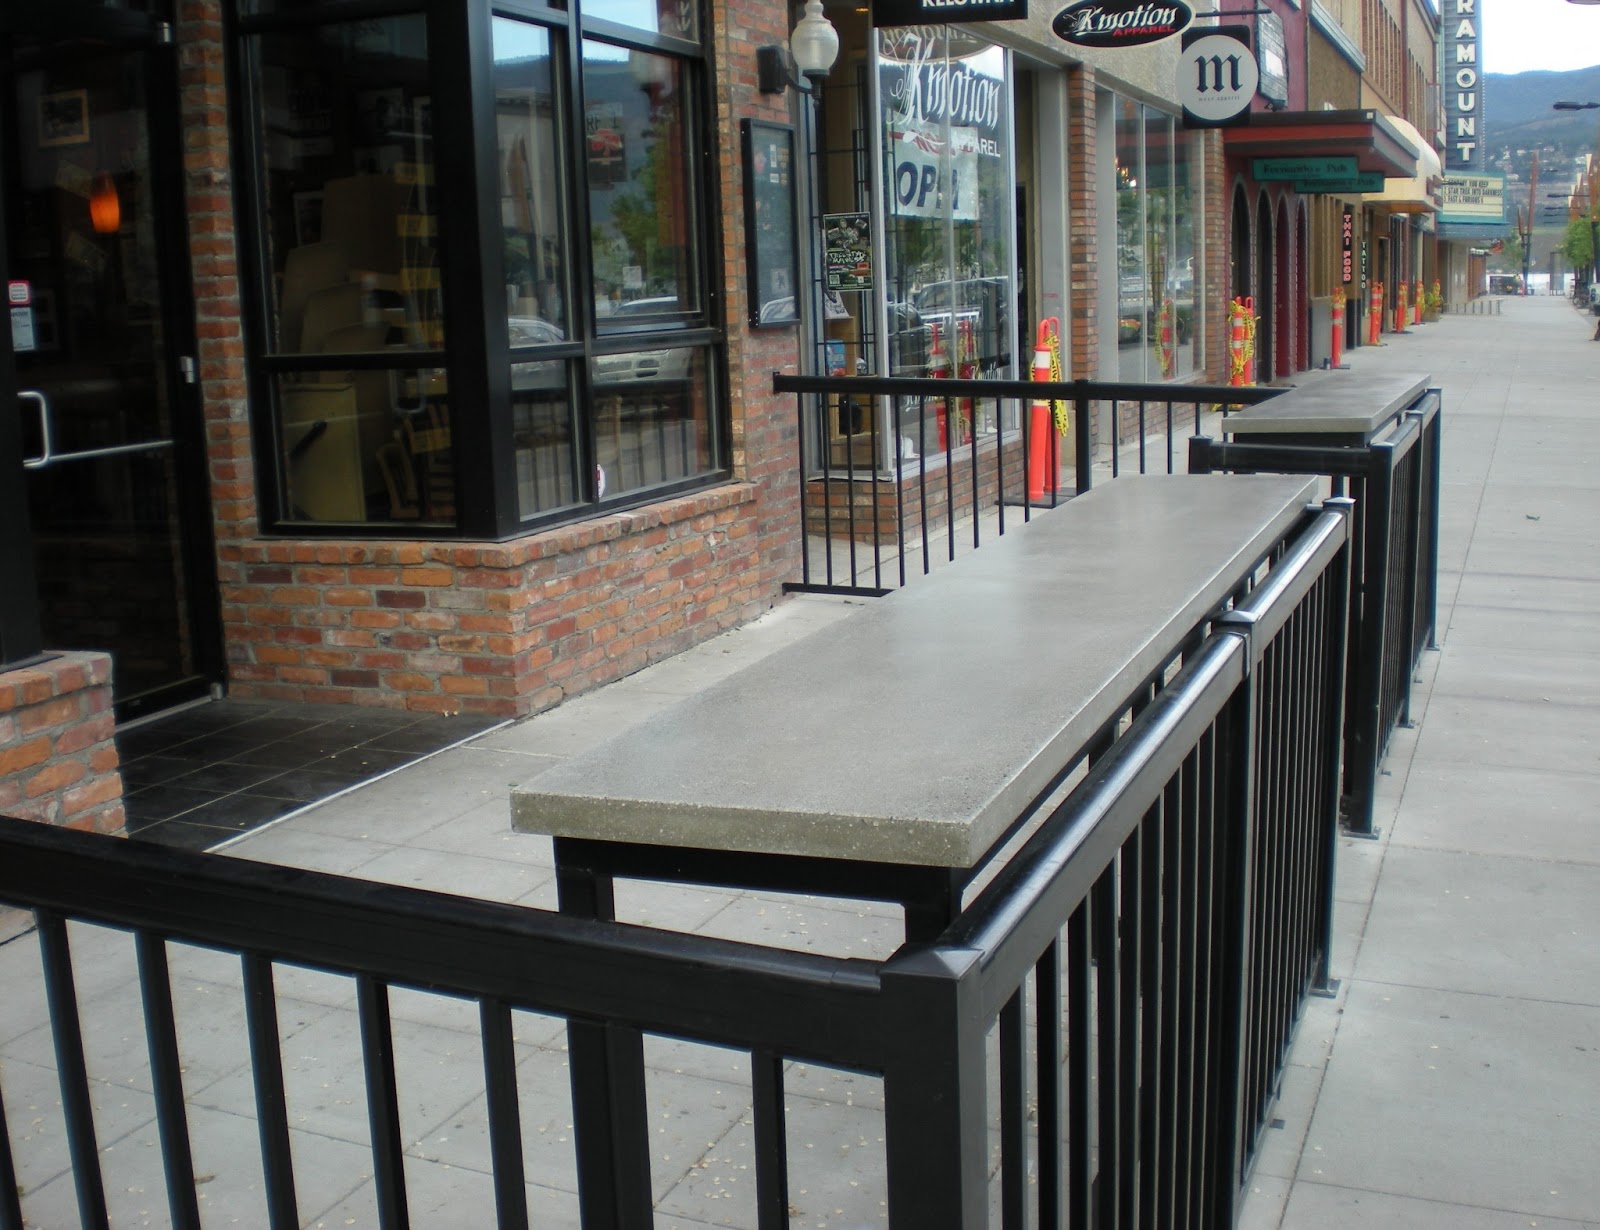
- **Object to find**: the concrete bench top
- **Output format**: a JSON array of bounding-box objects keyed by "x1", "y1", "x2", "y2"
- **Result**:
[
  {"x1": 1224, "y1": 371, "x2": 1432, "y2": 441},
  {"x1": 510, "y1": 474, "x2": 1319, "y2": 869}
]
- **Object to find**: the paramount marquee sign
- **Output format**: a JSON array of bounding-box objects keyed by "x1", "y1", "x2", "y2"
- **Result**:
[
  {"x1": 1051, "y1": 0, "x2": 1193, "y2": 50},
  {"x1": 1443, "y1": 0, "x2": 1483, "y2": 170}
]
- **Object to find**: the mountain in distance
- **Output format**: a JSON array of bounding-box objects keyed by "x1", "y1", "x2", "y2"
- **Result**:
[{"x1": 1486, "y1": 64, "x2": 1600, "y2": 163}]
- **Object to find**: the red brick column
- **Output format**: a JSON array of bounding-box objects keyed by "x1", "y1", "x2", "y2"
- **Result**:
[
  {"x1": 1200, "y1": 132, "x2": 1230, "y2": 384},
  {"x1": 0, "y1": 653, "x2": 123, "y2": 833},
  {"x1": 1066, "y1": 64, "x2": 1099, "y2": 386}
]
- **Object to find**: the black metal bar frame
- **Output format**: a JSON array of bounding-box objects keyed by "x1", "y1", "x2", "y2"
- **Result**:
[{"x1": 0, "y1": 499, "x2": 1353, "y2": 1230}]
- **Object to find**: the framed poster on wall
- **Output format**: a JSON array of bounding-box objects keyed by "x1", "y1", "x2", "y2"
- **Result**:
[{"x1": 741, "y1": 120, "x2": 799, "y2": 327}]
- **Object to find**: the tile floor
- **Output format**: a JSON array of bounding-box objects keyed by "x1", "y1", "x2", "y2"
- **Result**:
[{"x1": 116, "y1": 700, "x2": 506, "y2": 851}]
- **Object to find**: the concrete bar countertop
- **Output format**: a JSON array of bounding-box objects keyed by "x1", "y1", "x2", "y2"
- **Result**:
[
  {"x1": 1223, "y1": 370, "x2": 1433, "y2": 441},
  {"x1": 511, "y1": 474, "x2": 1320, "y2": 869}
]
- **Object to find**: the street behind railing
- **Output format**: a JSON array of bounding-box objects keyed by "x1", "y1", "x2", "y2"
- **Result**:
[
  {"x1": 0, "y1": 495, "x2": 1351, "y2": 1230},
  {"x1": 773, "y1": 372, "x2": 1281, "y2": 595}
]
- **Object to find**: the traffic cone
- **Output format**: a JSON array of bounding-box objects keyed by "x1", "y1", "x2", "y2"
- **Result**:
[
  {"x1": 1394, "y1": 281, "x2": 1407, "y2": 334},
  {"x1": 1330, "y1": 295, "x2": 1345, "y2": 369},
  {"x1": 1229, "y1": 299, "x2": 1249, "y2": 387},
  {"x1": 1369, "y1": 282, "x2": 1384, "y2": 345},
  {"x1": 1027, "y1": 322, "x2": 1059, "y2": 501}
]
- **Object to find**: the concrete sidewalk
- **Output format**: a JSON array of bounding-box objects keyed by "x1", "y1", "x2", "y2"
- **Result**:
[
  {"x1": 2, "y1": 294, "x2": 1597, "y2": 1227},
  {"x1": 1237, "y1": 294, "x2": 1600, "y2": 1230}
]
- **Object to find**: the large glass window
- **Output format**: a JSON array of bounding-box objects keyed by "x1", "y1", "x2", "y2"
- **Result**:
[
  {"x1": 878, "y1": 26, "x2": 1016, "y2": 459},
  {"x1": 234, "y1": 2, "x2": 724, "y2": 536},
  {"x1": 1114, "y1": 99, "x2": 1198, "y2": 383}
]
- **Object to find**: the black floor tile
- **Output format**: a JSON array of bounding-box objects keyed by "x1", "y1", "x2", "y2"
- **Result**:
[
  {"x1": 244, "y1": 768, "x2": 371, "y2": 804},
  {"x1": 123, "y1": 782, "x2": 229, "y2": 825},
  {"x1": 175, "y1": 793, "x2": 296, "y2": 833},
  {"x1": 118, "y1": 754, "x2": 196, "y2": 792},
  {"x1": 314, "y1": 745, "x2": 421, "y2": 775},
  {"x1": 127, "y1": 819, "x2": 245, "y2": 852},
  {"x1": 166, "y1": 760, "x2": 289, "y2": 794},
  {"x1": 112, "y1": 698, "x2": 503, "y2": 845},
  {"x1": 363, "y1": 719, "x2": 496, "y2": 754}
]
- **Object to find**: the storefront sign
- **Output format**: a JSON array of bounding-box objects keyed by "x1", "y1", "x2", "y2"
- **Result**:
[
  {"x1": 880, "y1": 33, "x2": 1006, "y2": 139},
  {"x1": 1052, "y1": 0, "x2": 1193, "y2": 50},
  {"x1": 1439, "y1": 173, "x2": 1506, "y2": 225},
  {"x1": 1255, "y1": 10, "x2": 1288, "y2": 108},
  {"x1": 1291, "y1": 173, "x2": 1383, "y2": 194},
  {"x1": 889, "y1": 123, "x2": 982, "y2": 220},
  {"x1": 823, "y1": 212, "x2": 874, "y2": 292},
  {"x1": 1253, "y1": 157, "x2": 1357, "y2": 182},
  {"x1": 1443, "y1": 0, "x2": 1483, "y2": 170},
  {"x1": 873, "y1": 0, "x2": 1027, "y2": 27},
  {"x1": 1341, "y1": 206, "x2": 1355, "y2": 285},
  {"x1": 1178, "y1": 27, "x2": 1256, "y2": 127}
]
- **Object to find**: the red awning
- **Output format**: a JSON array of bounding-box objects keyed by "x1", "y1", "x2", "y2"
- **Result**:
[{"x1": 1222, "y1": 110, "x2": 1420, "y2": 179}]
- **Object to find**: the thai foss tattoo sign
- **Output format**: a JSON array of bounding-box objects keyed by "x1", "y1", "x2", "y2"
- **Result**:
[
  {"x1": 1443, "y1": 0, "x2": 1483, "y2": 170},
  {"x1": 1052, "y1": 0, "x2": 1193, "y2": 50}
]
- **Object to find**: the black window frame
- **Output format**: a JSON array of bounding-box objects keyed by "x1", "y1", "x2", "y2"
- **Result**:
[{"x1": 226, "y1": 0, "x2": 728, "y2": 541}]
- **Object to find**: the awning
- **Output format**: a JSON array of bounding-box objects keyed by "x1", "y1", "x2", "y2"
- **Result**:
[
  {"x1": 1362, "y1": 116, "x2": 1442, "y2": 213},
  {"x1": 1223, "y1": 109, "x2": 1421, "y2": 180}
]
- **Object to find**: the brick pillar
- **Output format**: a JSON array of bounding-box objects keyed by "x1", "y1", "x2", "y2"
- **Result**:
[
  {"x1": 1201, "y1": 131, "x2": 1230, "y2": 384},
  {"x1": 0, "y1": 653, "x2": 123, "y2": 834},
  {"x1": 1066, "y1": 64, "x2": 1099, "y2": 387}
]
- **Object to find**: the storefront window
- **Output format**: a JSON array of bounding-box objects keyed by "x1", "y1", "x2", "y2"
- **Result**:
[
  {"x1": 1114, "y1": 99, "x2": 1199, "y2": 383},
  {"x1": 585, "y1": 43, "x2": 696, "y2": 322},
  {"x1": 879, "y1": 26, "x2": 1015, "y2": 459},
  {"x1": 234, "y1": 3, "x2": 724, "y2": 535}
]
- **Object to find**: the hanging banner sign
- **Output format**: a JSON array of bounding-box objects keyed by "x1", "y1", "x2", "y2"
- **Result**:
[
  {"x1": 1255, "y1": 10, "x2": 1289, "y2": 108},
  {"x1": 873, "y1": 0, "x2": 1026, "y2": 27},
  {"x1": 1179, "y1": 26, "x2": 1256, "y2": 127},
  {"x1": 1254, "y1": 157, "x2": 1357, "y2": 181},
  {"x1": 1052, "y1": 0, "x2": 1193, "y2": 50}
]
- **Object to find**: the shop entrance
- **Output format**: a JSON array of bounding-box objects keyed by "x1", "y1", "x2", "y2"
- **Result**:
[{"x1": 2, "y1": 5, "x2": 222, "y2": 720}]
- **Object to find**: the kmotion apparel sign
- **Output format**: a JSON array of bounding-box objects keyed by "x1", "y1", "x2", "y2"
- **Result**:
[
  {"x1": 1052, "y1": 0, "x2": 1193, "y2": 50},
  {"x1": 873, "y1": 0, "x2": 1027, "y2": 26},
  {"x1": 1439, "y1": 173, "x2": 1506, "y2": 225},
  {"x1": 1178, "y1": 26, "x2": 1256, "y2": 128},
  {"x1": 1443, "y1": 0, "x2": 1483, "y2": 170},
  {"x1": 880, "y1": 29, "x2": 1006, "y2": 222}
]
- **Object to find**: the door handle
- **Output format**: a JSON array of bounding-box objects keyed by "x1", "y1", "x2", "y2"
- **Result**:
[{"x1": 19, "y1": 390, "x2": 52, "y2": 470}]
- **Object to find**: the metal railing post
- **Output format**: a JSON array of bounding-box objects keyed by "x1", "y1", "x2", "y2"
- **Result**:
[
  {"x1": 1344, "y1": 441, "x2": 1396, "y2": 837},
  {"x1": 880, "y1": 947, "x2": 988, "y2": 1229},
  {"x1": 1074, "y1": 387, "x2": 1093, "y2": 493}
]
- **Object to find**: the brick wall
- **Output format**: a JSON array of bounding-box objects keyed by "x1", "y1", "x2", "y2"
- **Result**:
[
  {"x1": 0, "y1": 654, "x2": 123, "y2": 833},
  {"x1": 174, "y1": 1, "x2": 803, "y2": 721}
]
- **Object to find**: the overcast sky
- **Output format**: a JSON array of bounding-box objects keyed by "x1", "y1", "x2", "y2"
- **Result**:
[{"x1": 1477, "y1": 0, "x2": 1600, "y2": 75}]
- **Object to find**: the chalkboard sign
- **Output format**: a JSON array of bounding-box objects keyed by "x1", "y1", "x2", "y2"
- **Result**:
[{"x1": 742, "y1": 120, "x2": 800, "y2": 327}]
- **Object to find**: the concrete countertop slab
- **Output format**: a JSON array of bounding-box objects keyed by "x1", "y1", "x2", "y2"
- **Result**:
[
  {"x1": 511, "y1": 474, "x2": 1320, "y2": 869},
  {"x1": 1223, "y1": 370, "x2": 1433, "y2": 440}
]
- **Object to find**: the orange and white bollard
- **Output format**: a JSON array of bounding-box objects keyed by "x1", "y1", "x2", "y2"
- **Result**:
[
  {"x1": 1414, "y1": 280, "x2": 1424, "y2": 326},
  {"x1": 1228, "y1": 299, "x2": 1250, "y2": 387},
  {"x1": 1330, "y1": 295, "x2": 1345, "y2": 369},
  {"x1": 1027, "y1": 320, "x2": 1061, "y2": 502},
  {"x1": 1394, "y1": 280, "x2": 1407, "y2": 334},
  {"x1": 1369, "y1": 282, "x2": 1384, "y2": 345}
]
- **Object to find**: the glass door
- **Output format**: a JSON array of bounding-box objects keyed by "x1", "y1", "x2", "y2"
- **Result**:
[{"x1": 4, "y1": 9, "x2": 221, "y2": 719}]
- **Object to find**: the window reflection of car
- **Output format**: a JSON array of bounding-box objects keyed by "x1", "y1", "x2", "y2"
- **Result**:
[
  {"x1": 910, "y1": 277, "x2": 1010, "y2": 369},
  {"x1": 509, "y1": 316, "x2": 564, "y2": 391}
]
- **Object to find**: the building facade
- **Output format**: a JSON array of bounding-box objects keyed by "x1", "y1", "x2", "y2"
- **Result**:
[{"x1": 1, "y1": 0, "x2": 1442, "y2": 833}]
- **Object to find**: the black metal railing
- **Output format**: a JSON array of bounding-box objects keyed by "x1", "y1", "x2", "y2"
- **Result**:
[
  {"x1": 1189, "y1": 389, "x2": 1441, "y2": 836},
  {"x1": 774, "y1": 372, "x2": 1281, "y2": 596},
  {"x1": 0, "y1": 502, "x2": 1351, "y2": 1230}
]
